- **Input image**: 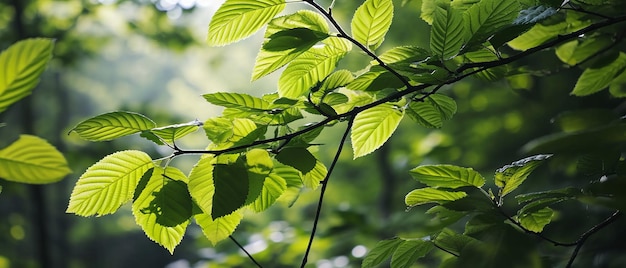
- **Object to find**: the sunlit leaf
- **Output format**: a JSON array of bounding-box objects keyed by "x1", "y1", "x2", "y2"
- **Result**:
[
  {"x1": 572, "y1": 52, "x2": 626, "y2": 96},
  {"x1": 319, "y1": 70, "x2": 354, "y2": 93},
  {"x1": 405, "y1": 188, "x2": 467, "y2": 207},
  {"x1": 188, "y1": 156, "x2": 216, "y2": 215},
  {"x1": 362, "y1": 238, "x2": 403, "y2": 268},
  {"x1": 142, "y1": 120, "x2": 202, "y2": 145},
  {"x1": 0, "y1": 135, "x2": 71, "y2": 184},
  {"x1": 302, "y1": 160, "x2": 327, "y2": 190},
  {"x1": 375, "y1": 46, "x2": 431, "y2": 65},
  {"x1": 207, "y1": 0, "x2": 286, "y2": 46},
  {"x1": 508, "y1": 19, "x2": 591, "y2": 51},
  {"x1": 495, "y1": 154, "x2": 551, "y2": 197},
  {"x1": 195, "y1": 210, "x2": 244, "y2": 245},
  {"x1": 203, "y1": 92, "x2": 270, "y2": 110},
  {"x1": 278, "y1": 37, "x2": 352, "y2": 98},
  {"x1": 67, "y1": 150, "x2": 154, "y2": 216},
  {"x1": 407, "y1": 94, "x2": 457, "y2": 128},
  {"x1": 390, "y1": 239, "x2": 434, "y2": 268},
  {"x1": 347, "y1": 70, "x2": 405, "y2": 92},
  {"x1": 252, "y1": 10, "x2": 330, "y2": 81},
  {"x1": 132, "y1": 167, "x2": 191, "y2": 254},
  {"x1": 464, "y1": 0, "x2": 520, "y2": 48},
  {"x1": 409, "y1": 165, "x2": 485, "y2": 188},
  {"x1": 351, "y1": 0, "x2": 394, "y2": 50},
  {"x1": 518, "y1": 207, "x2": 554, "y2": 232},
  {"x1": 351, "y1": 103, "x2": 404, "y2": 158},
  {"x1": 430, "y1": 3, "x2": 465, "y2": 59},
  {"x1": 0, "y1": 38, "x2": 54, "y2": 113},
  {"x1": 556, "y1": 35, "x2": 613, "y2": 66},
  {"x1": 250, "y1": 170, "x2": 287, "y2": 212},
  {"x1": 70, "y1": 111, "x2": 156, "y2": 142}
]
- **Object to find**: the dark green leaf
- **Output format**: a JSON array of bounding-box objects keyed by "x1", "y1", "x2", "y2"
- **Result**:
[
  {"x1": 362, "y1": 238, "x2": 403, "y2": 268},
  {"x1": 390, "y1": 239, "x2": 434, "y2": 268},
  {"x1": 523, "y1": 123, "x2": 626, "y2": 154},
  {"x1": 572, "y1": 52, "x2": 626, "y2": 96},
  {"x1": 212, "y1": 162, "x2": 249, "y2": 219}
]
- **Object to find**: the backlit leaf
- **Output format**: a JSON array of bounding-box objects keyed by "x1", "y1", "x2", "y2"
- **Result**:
[
  {"x1": 207, "y1": 0, "x2": 286, "y2": 46},
  {"x1": 508, "y1": 19, "x2": 591, "y2": 51},
  {"x1": 407, "y1": 94, "x2": 457, "y2": 128},
  {"x1": 409, "y1": 165, "x2": 485, "y2": 188},
  {"x1": 252, "y1": 10, "x2": 330, "y2": 80},
  {"x1": 67, "y1": 150, "x2": 154, "y2": 216},
  {"x1": 212, "y1": 161, "x2": 249, "y2": 219},
  {"x1": 132, "y1": 167, "x2": 191, "y2": 254},
  {"x1": 302, "y1": 160, "x2": 327, "y2": 190},
  {"x1": 390, "y1": 239, "x2": 434, "y2": 268},
  {"x1": 274, "y1": 164, "x2": 303, "y2": 206},
  {"x1": 70, "y1": 111, "x2": 156, "y2": 142},
  {"x1": 518, "y1": 207, "x2": 554, "y2": 232},
  {"x1": 142, "y1": 120, "x2": 202, "y2": 145},
  {"x1": 376, "y1": 46, "x2": 430, "y2": 65},
  {"x1": 351, "y1": 103, "x2": 404, "y2": 158},
  {"x1": 362, "y1": 238, "x2": 403, "y2": 268},
  {"x1": 188, "y1": 156, "x2": 216, "y2": 215},
  {"x1": 495, "y1": 154, "x2": 551, "y2": 197},
  {"x1": 196, "y1": 210, "x2": 244, "y2": 245},
  {"x1": 0, "y1": 135, "x2": 71, "y2": 184},
  {"x1": 464, "y1": 0, "x2": 520, "y2": 48},
  {"x1": 203, "y1": 92, "x2": 270, "y2": 110},
  {"x1": 250, "y1": 170, "x2": 287, "y2": 212},
  {"x1": 0, "y1": 38, "x2": 54, "y2": 113},
  {"x1": 405, "y1": 188, "x2": 467, "y2": 207},
  {"x1": 351, "y1": 0, "x2": 394, "y2": 50},
  {"x1": 275, "y1": 147, "x2": 316, "y2": 174},
  {"x1": 278, "y1": 37, "x2": 352, "y2": 98},
  {"x1": 572, "y1": 52, "x2": 626, "y2": 96},
  {"x1": 430, "y1": 3, "x2": 465, "y2": 59}
]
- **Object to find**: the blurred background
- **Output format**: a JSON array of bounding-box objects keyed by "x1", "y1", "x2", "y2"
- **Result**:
[{"x1": 0, "y1": 0, "x2": 623, "y2": 267}]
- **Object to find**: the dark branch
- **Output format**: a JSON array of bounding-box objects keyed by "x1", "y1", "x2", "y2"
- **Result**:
[
  {"x1": 300, "y1": 116, "x2": 354, "y2": 268},
  {"x1": 565, "y1": 211, "x2": 621, "y2": 268},
  {"x1": 230, "y1": 235, "x2": 263, "y2": 268}
]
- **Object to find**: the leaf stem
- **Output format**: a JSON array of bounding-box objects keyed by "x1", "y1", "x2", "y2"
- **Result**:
[{"x1": 300, "y1": 116, "x2": 354, "y2": 267}]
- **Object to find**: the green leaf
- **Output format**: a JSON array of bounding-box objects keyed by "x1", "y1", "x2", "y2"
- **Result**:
[
  {"x1": 375, "y1": 46, "x2": 431, "y2": 65},
  {"x1": 572, "y1": 52, "x2": 626, "y2": 96},
  {"x1": 203, "y1": 117, "x2": 234, "y2": 144},
  {"x1": 555, "y1": 35, "x2": 613, "y2": 66},
  {"x1": 67, "y1": 150, "x2": 154, "y2": 216},
  {"x1": 518, "y1": 207, "x2": 554, "y2": 232},
  {"x1": 252, "y1": 10, "x2": 330, "y2": 81},
  {"x1": 278, "y1": 37, "x2": 352, "y2": 98},
  {"x1": 274, "y1": 164, "x2": 304, "y2": 206},
  {"x1": 243, "y1": 149, "x2": 272, "y2": 205},
  {"x1": 409, "y1": 165, "x2": 485, "y2": 188},
  {"x1": 275, "y1": 147, "x2": 316, "y2": 174},
  {"x1": 188, "y1": 156, "x2": 216, "y2": 215},
  {"x1": 207, "y1": 0, "x2": 286, "y2": 46},
  {"x1": 132, "y1": 167, "x2": 191, "y2": 254},
  {"x1": 142, "y1": 120, "x2": 202, "y2": 145},
  {"x1": 434, "y1": 228, "x2": 480, "y2": 256},
  {"x1": 302, "y1": 159, "x2": 327, "y2": 190},
  {"x1": 464, "y1": 213, "x2": 504, "y2": 236},
  {"x1": 0, "y1": 38, "x2": 54, "y2": 113},
  {"x1": 203, "y1": 92, "x2": 270, "y2": 110},
  {"x1": 553, "y1": 109, "x2": 618, "y2": 133},
  {"x1": 495, "y1": 154, "x2": 551, "y2": 197},
  {"x1": 515, "y1": 187, "x2": 582, "y2": 204},
  {"x1": 263, "y1": 28, "x2": 329, "y2": 52},
  {"x1": 250, "y1": 170, "x2": 287, "y2": 212},
  {"x1": 405, "y1": 188, "x2": 467, "y2": 207},
  {"x1": 609, "y1": 69, "x2": 626, "y2": 97},
  {"x1": 390, "y1": 239, "x2": 434, "y2": 268},
  {"x1": 0, "y1": 135, "x2": 71, "y2": 184},
  {"x1": 463, "y1": 0, "x2": 520, "y2": 49},
  {"x1": 351, "y1": 0, "x2": 394, "y2": 50},
  {"x1": 319, "y1": 70, "x2": 355, "y2": 93},
  {"x1": 508, "y1": 19, "x2": 591, "y2": 51},
  {"x1": 351, "y1": 103, "x2": 404, "y2": 158},
  {"x1": 407, "y1": 94, "x2": 457, "y2": 128},
  {"x1": 362, "y1": 238, "x2": 403, "y2": 268},
  {"x1": 70, "y1": 111, "x2": 156, "y2": 142},
  {"x1": 347, "y1": 70, "x2": 405, "y2": 92},
  {"x1": 212, "y1": 161, "x2": 249, "y2": 219},
  {"x1": 430, "y1": 3, "x2": 465, "y2": 59},
  {"x1": 513, "y1": 5, "x2": 558, "y2": 25},
  {"x1": 195, "y1": 210, "x2": 244, "y2": 245}
]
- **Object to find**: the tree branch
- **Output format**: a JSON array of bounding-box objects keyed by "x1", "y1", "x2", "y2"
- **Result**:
[
  {"x1": 230, "y1": 235, "x2": 263, "y2": 268},
  {"x1": 565, "y1": 211, "x2": 621, "y2": 268},
  {"x1": 300, "y1": 116, "x2": 355, "y2": 268}
]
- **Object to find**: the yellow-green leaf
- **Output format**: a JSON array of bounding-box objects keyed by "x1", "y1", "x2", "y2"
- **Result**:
[
  {"x1": 70, "y1": 111, "x2": 156, "y2": 142},
  {"x1": 132, "y1": 167, "x2": 191, "y2": 254},
  {"x1": 351, "y1": 103, "x2": 404, "y2": 158},
  {"x1": 302, "y1": 159, "x2": 327, "y2": 190},
  {"x1": 188, "y1": 156, "x2": 216, "y2": 215},
  {"x1": 409, "y1": 165, "x2": 485, "y2": 188},
  {"x1": 351, "y1": 0, "x2": 394, "y2": 50},
  {"x1": 0, "y1": 38, "x2": 54, "y2": 113},
  {"x1": 572, "y1": 52, "x2": 626, "y2": 96},
  {"x1": 405, "y1": 187, "x2": 467, "y2": 207},
  {"x1": 518, "y1": 207, "x2": 554, "y2": 232},
  {"x1": 207, "y1": 0, "x2": 286, "y2": 46},
  {"x1": 0, "y1": 135, "x2": 70, "y2": 184},
  {"x1": 195, "y1": 210, "x2": 244, "y2": 245},
  {"x1": 67, "y1": 150, "x2": 154, "y2": 216}
]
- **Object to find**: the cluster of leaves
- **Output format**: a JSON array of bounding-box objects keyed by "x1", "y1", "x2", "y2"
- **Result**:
[
  {"x1": 0, "y1": 38, "x2": 71, "y2": 189},
  {"x1": 64, "y1": 0, "x2": 626, "y2": 266}
]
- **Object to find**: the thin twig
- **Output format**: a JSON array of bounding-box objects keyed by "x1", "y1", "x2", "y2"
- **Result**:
[
  {"x1": 300, "y1": 116, "x2": 355, "y2": 268},
  {"x1": 565, "y1": 211, "x2": 621, "y2": 268},
  {"x1": 229, "y1": 235, "x2": 263, "y2": 268},
  {"x1": 433, "y1": 241, "x2": 460, "y2": 258}
]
